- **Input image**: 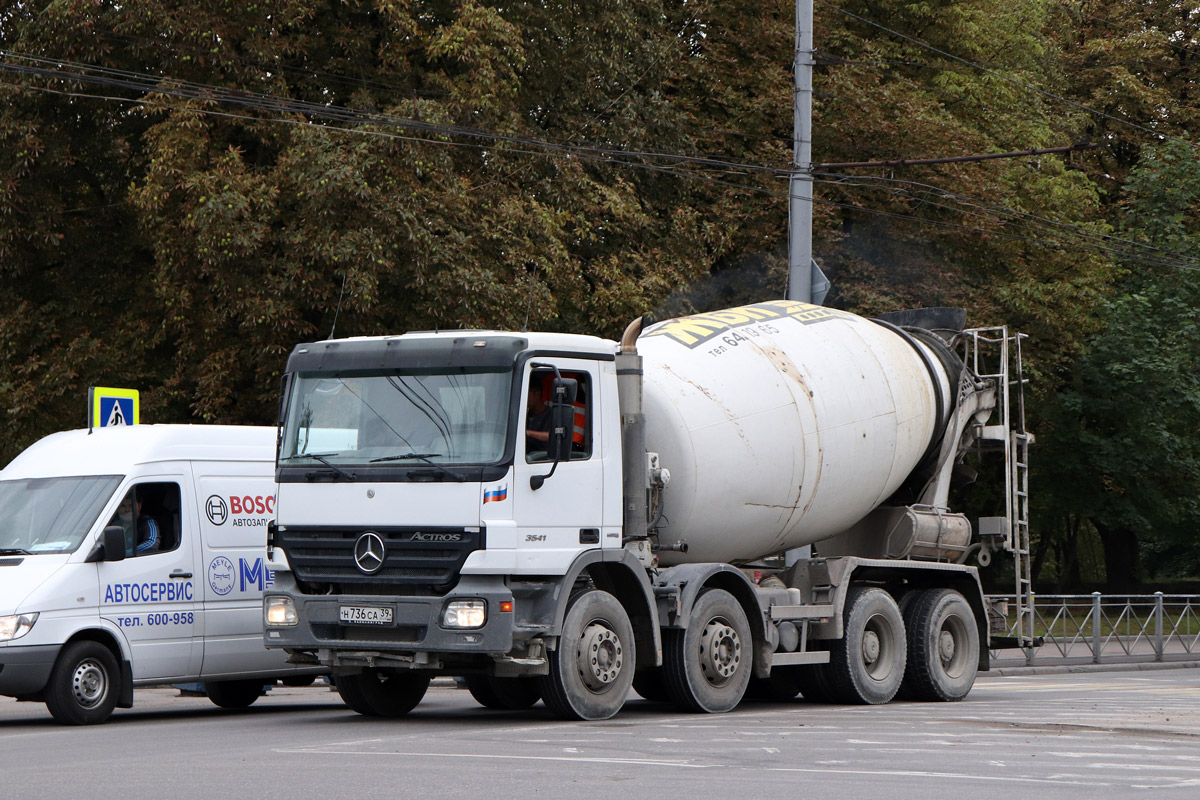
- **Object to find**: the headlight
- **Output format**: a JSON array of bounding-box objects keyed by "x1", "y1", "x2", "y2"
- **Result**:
[
  {"x1": 0, "y1": 613, "x2": 38, "y2": 642},
  {"x1": 442, "y1": 600, "x2": 486, "y2": 629},
  {"x1": 264, "y1": 597, "x2": 298, "y2": 626}
]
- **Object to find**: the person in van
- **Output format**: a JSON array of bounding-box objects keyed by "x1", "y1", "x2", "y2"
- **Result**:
[{"x1": 110, "y1": 488, "x2": 161, "y2": 556}]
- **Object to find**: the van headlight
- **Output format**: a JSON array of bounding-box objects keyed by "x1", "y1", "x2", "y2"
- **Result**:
[
  {"x1": 0, "y1": 613, "x2": 38, "y2": 642},
  {"x1": 264, "y1": 597, "x2": 298, "y2": 626},
  {"x1": 442, "y1": 600, "x2": 486, "y2": 629}
]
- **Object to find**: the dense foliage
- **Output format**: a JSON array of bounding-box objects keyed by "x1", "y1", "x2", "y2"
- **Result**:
[{"x1": 1, "y1": 1, "x2": 1196, "y2": 585}]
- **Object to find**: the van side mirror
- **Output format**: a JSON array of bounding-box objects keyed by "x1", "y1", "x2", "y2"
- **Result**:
[{"x1": 102, "y1": 525, "x2": 127, "y2": 562}]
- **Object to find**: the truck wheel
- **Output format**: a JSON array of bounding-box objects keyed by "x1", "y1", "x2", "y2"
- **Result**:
[
  {"x1": 336, "y1": 669, "x2": 430, "y2": 717},
  {"x1": 538, "y1": 590, "x2": 635, "y2": 721},
  {"x1": 663, "y1": 589, "x2": 752, "y2": 713},
  {"x1": 204, "y1": 679, "x2": 264, "y2": 709},
  {"x1": 632, "y1": 670, "x2": 669, "y2": 702},
  {"x1": 827, "y1": 586, "x2": 905, "y2": 704},
  {"x1": 902, "y1": 588, "x2": 979, "y2": 701},
  {"x1": 45, "y1": 641, "x2": 120, "y2": 725},
  {"x1": 465, "y1": 674, "x2": 541, "y2": 710}
]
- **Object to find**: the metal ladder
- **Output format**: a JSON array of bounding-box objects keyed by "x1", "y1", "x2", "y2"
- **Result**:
[{"x1": 961, "y1": 327, "x2": 1036, "y2": 656}]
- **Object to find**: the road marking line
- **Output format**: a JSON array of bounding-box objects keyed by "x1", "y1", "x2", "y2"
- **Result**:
[{"x1": 272, "y1": 749, "x2": 715, "y2": 768}]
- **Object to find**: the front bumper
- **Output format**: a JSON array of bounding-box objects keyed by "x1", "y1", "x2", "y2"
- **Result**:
[
  {"x1": 0, "y1": 644, "x2": 60, "y2": 696},
  {"x1": 264, "y1": 573, "x2": 517, "y2": 665}
]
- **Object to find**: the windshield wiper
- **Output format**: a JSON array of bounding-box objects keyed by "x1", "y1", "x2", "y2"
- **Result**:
[
  {"x1": 369, "y1": 452, "x2": 442, "y2": 463},
  {"x1": 0, "y1": 548, "x2": 32, "y2": 556},
  {"x1": 369, "y1": 452, "x2": 465, "y2": 482},
  {"x1": 286, "y1": 452, "x2": 357, "y2": 482}
]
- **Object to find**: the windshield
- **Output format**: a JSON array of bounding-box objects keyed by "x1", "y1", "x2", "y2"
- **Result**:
[
  {"x1": 0, "y1": 475, "x2": 123, "y2": 555},
  {"x1": 280, "y1": 370, "x2": 513, "y2": 465}
]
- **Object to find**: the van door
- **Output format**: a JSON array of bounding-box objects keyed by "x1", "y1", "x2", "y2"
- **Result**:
[
  {"x1": 98, "y1": 477, "x2": 202, "y2": 680},
  {"x1": 196, "y1": 467, "x2": 285, "y2": 677}
]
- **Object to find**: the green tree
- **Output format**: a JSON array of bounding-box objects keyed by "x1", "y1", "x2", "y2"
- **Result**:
[{"x1": 1037, "y1": 140, "x2": 1200, "y2": 587}]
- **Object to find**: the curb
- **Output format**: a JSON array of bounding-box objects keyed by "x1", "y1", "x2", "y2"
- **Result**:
[{"x1": 987, "y1": 660, "x2": 1200, "y2": 677}]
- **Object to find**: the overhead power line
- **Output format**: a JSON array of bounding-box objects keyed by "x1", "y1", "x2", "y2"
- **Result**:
[
  {"x1": 1, "y1": 51, "x2": 1198, "y2": 273},
  {"x1": 817, "y1": 143, "x2": 1102, "y2": 169}
]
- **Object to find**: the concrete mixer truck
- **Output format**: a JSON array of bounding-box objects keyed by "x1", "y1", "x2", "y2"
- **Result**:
[{"x1": 262, "y1": 300, "x2": 1031, "y2": 720}]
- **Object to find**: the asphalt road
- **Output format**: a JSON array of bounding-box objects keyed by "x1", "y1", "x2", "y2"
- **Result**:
[{"x1": 3, "y1": 667, "x2": 1199, "y2": 799}]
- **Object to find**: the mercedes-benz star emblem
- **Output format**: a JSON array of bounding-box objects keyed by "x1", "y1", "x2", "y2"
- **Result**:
[{"x1": 353, "y1": 532, "x2": 386, "y2": 574}]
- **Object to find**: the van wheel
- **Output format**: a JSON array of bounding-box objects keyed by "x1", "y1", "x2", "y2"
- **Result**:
[
  {"x1": 827, "y1": 586, "x2": 906, "y2": 704},
  {"x1": 663, "y1": 589, "x2": 752, "y2": 713},
  {"x1": 902, "y1": 588, "x2": 979, "y2": 701},
  {"x1": 465, "y1": 674, "x2": 541, "y2": 710},
  {"x1": 336, "y1": 669, "x2": 430, "y2": 717},
  {"x1": 205, "y1": 679, "x2": 264, "y2": 709},
  {"x1": 46, "y1": 641, "x2": 119, "y2": 725},
  {"x1": 538, "y1": 590, "x2": 634, "y2": 721}
]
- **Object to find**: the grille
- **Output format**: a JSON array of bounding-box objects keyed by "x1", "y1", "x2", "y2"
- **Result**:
[{"x1": 278, "y1": 525, "x2": 484, "y2": 594}]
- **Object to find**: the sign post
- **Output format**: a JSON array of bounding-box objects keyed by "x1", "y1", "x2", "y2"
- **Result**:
[{"x1": 88, "y1": 387, "x2": 140, "y2": 430}]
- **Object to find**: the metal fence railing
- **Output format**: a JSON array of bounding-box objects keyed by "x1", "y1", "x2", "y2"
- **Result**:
[{"x1": 986, "y1": 593, "x2": 1200, "y2": 667}]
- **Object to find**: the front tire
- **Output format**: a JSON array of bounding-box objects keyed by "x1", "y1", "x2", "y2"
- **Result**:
[
  {"x1": 902, "y1": 588, "x2": 979, "y2": 701},
  {"x1": 465, "y1": 674, "x2": 541, "y2": 710},
  {"x1": 45, "y1": 641, "x2": 119, "y2": 725},
  {"x1": 539, "y1": 590, "x2": 635, "y2": 721},
  {"x1": 663, "y1": 589, "x2": 752, "y2": 713},
  {"x1": 205, "y1": 679, "x2": 264, "y2": 709},
  {"x1": 336, "y1": 669, "x2": 430, "y2": 717},
  {"x1": 827, "y1": 586, "x2": 906, "y2": 704}
]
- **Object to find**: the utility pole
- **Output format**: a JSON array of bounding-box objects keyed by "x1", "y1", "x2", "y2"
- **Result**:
[{"x1": 788, "y1": 0, "x2": 814, "y2": 303}]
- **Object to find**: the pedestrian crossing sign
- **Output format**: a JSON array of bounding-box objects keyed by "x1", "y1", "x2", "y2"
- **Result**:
[{"x1": 89, "y1": 387, "x2": 140, "y2": 429}]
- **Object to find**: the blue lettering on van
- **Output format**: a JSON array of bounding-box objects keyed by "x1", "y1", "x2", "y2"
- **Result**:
[
  {"x1": 239, "y1": 557, "x2": 276, "y2": 592},
  {"x1": 103, "y1": 581, "x2": 194, "y2": 604}
]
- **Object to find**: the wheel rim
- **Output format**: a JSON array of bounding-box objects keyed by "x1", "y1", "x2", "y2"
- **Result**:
[
  {"x1": 699, "y1": 617, "x2": 742, "y2": 686},
  {"x1": 578, "y1": 621, "x2": 623, "y2": 692},
  {"x1": 860, "y1": 614, "x2": 896, "y2": 682},
  {"x1": 71, "y1": 658, "x2": 109, "y2": 709},
  {"x1": 939, "y1": 613, "x2": 971, "y2": 678}
]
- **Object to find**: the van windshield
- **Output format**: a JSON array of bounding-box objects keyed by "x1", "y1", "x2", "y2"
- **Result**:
[
  {"x1": 279, "y1": 370, "x2": 513, "y2": 466},
  {"x1": 0, "y1": 476, "x2": 122, "y2": 555}
]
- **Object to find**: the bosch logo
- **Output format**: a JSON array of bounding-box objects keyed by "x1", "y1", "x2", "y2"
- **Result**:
[
  {"x1": 354, "y1": 532, "x2": 386, "y2": 574},
  {"x1": 205, "y1": 495, "x2": 229, "y2": 526},
  {"x1": 411, "y1": 532, "x2": 462, "y2": 542}
]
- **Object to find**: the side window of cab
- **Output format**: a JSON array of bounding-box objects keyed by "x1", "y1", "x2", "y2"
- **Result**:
[
  {"x1": 106, "y1": 483, "x2": 183, "y2": 557},
  {"x1": 524, "y1": 370, "x2": 592, "y2": 463}
]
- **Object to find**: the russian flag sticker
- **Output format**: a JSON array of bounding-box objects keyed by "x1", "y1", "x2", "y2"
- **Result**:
[{"x1": 483, "y1": 485, "x2": 508, "y2": 504}]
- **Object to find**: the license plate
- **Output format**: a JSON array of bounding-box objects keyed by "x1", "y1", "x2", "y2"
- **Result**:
[{"x1": 339, "y1": 605, "x2": 393, "y2": 625}]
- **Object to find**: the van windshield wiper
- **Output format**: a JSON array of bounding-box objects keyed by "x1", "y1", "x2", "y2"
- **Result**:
[
  {"x1": 0, "y1": 547, "x2": 31, "y2": 555},
  {"x1": 369, "y1": 452, "x2": 465, "y2": 482},
  {"x1": 285, "y1": 452, "x2": 358, "y2": 482}
]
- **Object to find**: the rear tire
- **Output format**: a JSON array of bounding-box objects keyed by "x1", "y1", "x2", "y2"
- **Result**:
[
  {"x1": 902, "y1": 588, "x2": 979, "y2": 701},
  {"x1": 336, "y1": 670, "x2": 430, "y2": 717},
  {"x1": 465, "y1": 674, "x2": 541, "y2": 710},
  {"x1": 204, "y1": 679, "x2": 264, "y2": 709},
  {"x1": 538, "y1": 590, "x2": 635, "y2": 721},
  {"x1": 663, "y1": 589, "x2": 752, "y2": 713},
  {"x1": 45, "y1": 641, "x2": 119, "y2": 725},
  {"x1": 826, "y1": 586, "x2": 906, "y2": 704}
]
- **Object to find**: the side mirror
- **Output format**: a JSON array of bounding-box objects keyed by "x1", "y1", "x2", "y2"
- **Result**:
[
  {"x1": 102, "y1": 525, "x2": 127, "y2": 562},
  {"x1": 548, "y1": 403, "x2": 574, "y2": 463}
]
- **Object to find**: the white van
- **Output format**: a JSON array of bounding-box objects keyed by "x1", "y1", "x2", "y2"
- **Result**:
[{"x1": 0, "y1": 425, "x2": 323, "y2": 724}]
